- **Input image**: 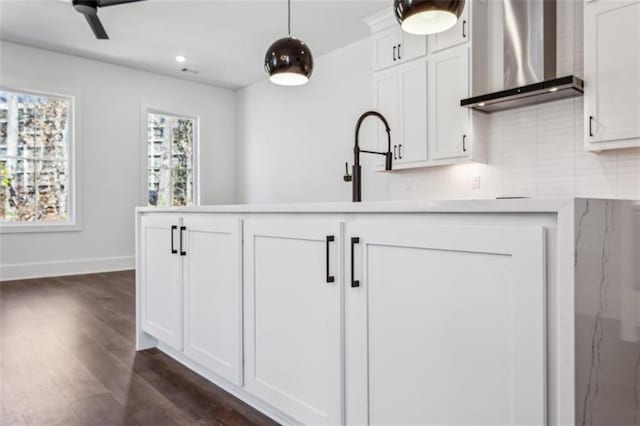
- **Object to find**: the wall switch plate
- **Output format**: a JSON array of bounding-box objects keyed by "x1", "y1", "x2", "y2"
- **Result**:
[{"x1": 472, "y1": 176, "x2": 481, "y2": 190}]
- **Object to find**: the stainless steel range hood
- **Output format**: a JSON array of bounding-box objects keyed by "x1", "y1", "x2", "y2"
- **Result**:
[{"x1": 461, "y1": 0, "x2": 583, "y2": 113}]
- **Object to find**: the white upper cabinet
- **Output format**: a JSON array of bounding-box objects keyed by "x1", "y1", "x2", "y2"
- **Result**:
[
  {"x1": 366, "y1": 2, "x2": 487, "y2": 170},
  {"x1": 373, "y1": 58, "x2": 428, "y2": 168},
  {"x1": 429, "y1": 44, "x2": 471, "y2": 160},
  {"x1": 371, "y1": 21, "x2": 427, "y2": 72},
  {"x1": 243, "y1": 220, "x2": 343, "y2": 425},
  {"x1": 584, "y1": 0, "x2": 640, "y2": 151},
  {"x1": 182, "y1": 216, "x2": 243, "y2": 386},
  {"x1": 140, "y1": 214, "x2": 183, "y2": 351},
  {"x1": 429, "y1": 0, "x2": 471, "y2": 52},
  {"x1": 345, "y1": 221, "x2": 546, "y2": 425}
]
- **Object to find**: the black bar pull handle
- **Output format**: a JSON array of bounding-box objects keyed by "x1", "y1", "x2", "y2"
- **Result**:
[
  {"x1": 589, "y1": 116, "x2": 594, "y2": 137},
  {"x1": 393, "y1": 45, "x2": 397, "y2": 61},
  {"x1": 393, "y1": 145, "x2": 398, "y2": 160},
  {"x1": 462, "y1": 134, "x2": 467, "y2": 152},
  {"x1": 179, "y1": 226, "x2": 186, "y2": 256},
  {"x1": 398, "y1": 144, "x2": 403, "y2": 159},
  {"x1": 171, "y1": 225, "x2": 177, "y2": 254},
  {"x1": 463, "y1": 20, "x2": 467, "y2": 38},
  {"x1": 397, "y1": 43, "x2": 402, "y2": 60},
  {"x1": 351, "y1": 237, "x2": 360, "y2": 288},
  {"x1": 326, "y1": 236, "x2": 335, "y2": 283}
]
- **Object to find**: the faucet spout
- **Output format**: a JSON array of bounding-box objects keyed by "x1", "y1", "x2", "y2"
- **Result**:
[{"x1": 347, "y1": 111, "x2": 392, "y2": 202}]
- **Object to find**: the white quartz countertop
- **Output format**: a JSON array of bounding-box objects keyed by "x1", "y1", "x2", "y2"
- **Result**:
[{"x1": 136, "y1": 198, "x2": 581, "y2": 214}]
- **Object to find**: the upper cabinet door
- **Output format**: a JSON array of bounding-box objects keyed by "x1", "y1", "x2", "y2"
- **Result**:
[
  {"x1": 429, "y1": 44, "x2": 471, "y2": 160},
  {"x1": 182, "y1": 215, "x2": 243, "y2": 386},
  {"x1": 140, "y1": 214, "x2": 183, "y2": 351},
  {"x1": 345, "y1": 222, "x2": 546, "y2": 425},
  {"x1": 373, "y1": 68, "x2": 399, "y2": 167},
  {"x1": 585, "y1": 0, "x2": 640, "y2": 150},
  {"x1": 243, "y1": 220, "x2": 343, "y2": 425},
  {"x1": 397, "y1": 58, "x2": 428, "y2": 165},
  {"x1": 429, "y1": 0, "x2": 470, "y2": 52},
  {"x1": 372, "y1": 27, "x2": 401, "y2": 71}
]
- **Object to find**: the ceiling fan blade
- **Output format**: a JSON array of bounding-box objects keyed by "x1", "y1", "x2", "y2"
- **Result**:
[
  {"x1": 96, "y1": 0, "x2": 145, "y2": 7},
  {"x1": 84, "y1": 13, "x2": 109, "y2": 39}
]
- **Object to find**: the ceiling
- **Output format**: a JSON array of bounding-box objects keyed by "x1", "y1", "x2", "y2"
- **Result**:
[{"x1": 0, "y1": 0, "x2": 388, "y2": 89}]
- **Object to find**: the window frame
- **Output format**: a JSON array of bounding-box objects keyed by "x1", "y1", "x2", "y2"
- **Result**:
[
  {"x1": 141, "y1": 104, "x2": 201, "y2": 208},
  {"x1": 0, "y1": 85, "x2": 80, "y2": 234}
]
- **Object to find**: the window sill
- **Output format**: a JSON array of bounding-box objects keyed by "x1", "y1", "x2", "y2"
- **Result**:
[{"x1": 0, "y1": 222, "x2": 81, "y2": 234}]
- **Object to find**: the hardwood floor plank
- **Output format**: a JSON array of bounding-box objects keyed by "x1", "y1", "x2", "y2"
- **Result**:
[
  {"x1": 1, "y1": 272, "x2": 277, "y2": 426},
  {"x1": 15, "y1": 386, "x2": 86, "y2": 426}
]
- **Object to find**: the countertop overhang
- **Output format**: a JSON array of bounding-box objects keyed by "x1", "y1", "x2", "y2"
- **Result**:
[{"x1": 136, "y1": 198, "x2": 582, "y2": 214}]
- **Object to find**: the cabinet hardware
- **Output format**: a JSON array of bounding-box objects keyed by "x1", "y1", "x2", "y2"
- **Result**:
[
  {"x1": 398, "y1": 144, "x2": 403, "y2": 159},
  {"x1": 350, "y1": 237, "x2": 360, "y2": 288},
  {"x1": 462, "y1": 135, "x2": 467, "y2": 152},
  {"x1": 179, "y1": 226, "x2": 186, "y2": 256},
  {"x1": 393, "y1": 145, "x2": 398, "y2": 160},
  {"x1": 393, "y1": 45, "x2": 397, "y2": 61},
  {"x1": 325, "y1": 236, "x2": 335, "y2": 283},
  {"x1": 397, "y1": 44, "x2": 402, "y2": 60},
  {"x1": 463, "y1": 20, "x2": 467, "y2": 38},
  {"x1": 589, "y1": 115, "x2": 594, "y2": 137},
  {"x1": 171, "y1": 225, "x2": 177, "y2": 254}
]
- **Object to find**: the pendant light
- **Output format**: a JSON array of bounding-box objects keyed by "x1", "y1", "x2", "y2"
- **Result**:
[
  {"x1": 264, "y1": 0, "x2": 314, "y2": 86},
  {"x1": 394, "y1": 0, "x2": 465, "y2": 35}
]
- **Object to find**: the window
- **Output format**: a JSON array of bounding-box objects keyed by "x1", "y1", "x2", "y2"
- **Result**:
[
  {"x1": 0, "y1": 89, "x2": 73, "y2": 227},
  {"x1": 147, "y1": 112, "x2": 197, "y2": 207}
]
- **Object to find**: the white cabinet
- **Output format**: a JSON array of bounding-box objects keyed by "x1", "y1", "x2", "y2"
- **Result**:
[
  {"x1": 140, "y1": 214, "x2": 183, "y2": 350},
  {"x1": 140, "y1": 214, "x2": 243, "y2": 385},
  {"x1": 429, "y1": 44, "x2": 471, "y2": 160},
  {"x1": 366, "y1": 4, "x2": 488, "y2": 170},
  {"x1": 372, "y1": 25, "x2": 427, "y2": 72},
  {"x1": 345, "y1": 222, "x2": 546, "y2": 425},
  {"x1": 243, "y1": 220, "x2": 343, "y2": 425},
  {"x1": 373, "y1": 58, "x2": 428, "y2": 168},
  {"x1": 429, "y1": 0, "x2": 471, "y2": 52},
  {"x1": 182, "y1": 216, "x2": 243, "y2": 385},
  {"x1": 584, "y1": 0, "x2": 640, "y2": 151}
]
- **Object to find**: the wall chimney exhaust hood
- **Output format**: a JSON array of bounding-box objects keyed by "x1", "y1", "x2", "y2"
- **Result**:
[{"x1": 461, "y1": 0, "x2": 583, "y2": 113}]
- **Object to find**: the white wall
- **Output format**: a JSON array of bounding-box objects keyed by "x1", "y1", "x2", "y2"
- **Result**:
[
  {"x1": 0, "y1": 41, "x2": 236, "y2": 280},
  {"x1": 236, "y1": 37, "x2": 388, "y2": 203},
  {"x1": 236, "y1": 1, "x2": 640, "y2": 204}
]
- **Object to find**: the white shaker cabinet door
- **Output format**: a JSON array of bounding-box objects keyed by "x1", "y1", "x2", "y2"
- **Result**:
[
  {"x1": 585, "y1": 0, "x2": 640, "y2": 150},
  {"x1": 429, "y1": 0, "x2": 470, "y2": 52},
  {"x1": 243, "y1": 220, "x2": 343, "y2": 425},
  {"x1": 372, "y1": 26, "x2": 400, "y2": 71},
  {"x1": 373, "y1": 68, "x2": 399, "y2": 167},
  {"x1": 182, "y1": 215, "x2": 243, "y2": 386},
  {"x1": 140, "y1": 214, "x2": 183, "y2": 351},
  {"x1": 429, "y1": 44, "x2": 471, "y2": 160},
  {"x1": 397, "y1": 57, "x2": 429, "y2": 165},
  {"x1": 345, "y1": 222, "x2": 546, "y2": 426}
]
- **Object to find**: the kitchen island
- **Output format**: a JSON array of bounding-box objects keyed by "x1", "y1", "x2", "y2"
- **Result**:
[{"x1": 135, "y1": 198, "x2": 639, "y2": 425}]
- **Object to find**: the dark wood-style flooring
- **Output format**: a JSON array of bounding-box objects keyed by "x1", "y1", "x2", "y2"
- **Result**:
[{"x1": 0, "y1": 271, "x2": 279, "y2": 426}]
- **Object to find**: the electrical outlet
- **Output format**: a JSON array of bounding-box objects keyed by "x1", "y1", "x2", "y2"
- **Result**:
[{"x1": 472, "y1": 176, "x2": 481, "y2": 190}]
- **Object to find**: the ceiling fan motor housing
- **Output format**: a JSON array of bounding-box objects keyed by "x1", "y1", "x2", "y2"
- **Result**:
[{"x1": 73, "y1": 0, "x2": 99, "y2": 14}]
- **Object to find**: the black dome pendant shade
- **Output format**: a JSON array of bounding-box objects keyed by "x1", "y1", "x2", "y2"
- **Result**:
[
  {"x1": 265, "y1": 0, "x2": 313, "y2": 86},
  {"x1": 394, "y1": 0, "x2": 465, "y2": 35}
]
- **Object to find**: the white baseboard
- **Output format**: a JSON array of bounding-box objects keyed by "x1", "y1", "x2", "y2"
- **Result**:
[{"x1": 0, "y1": 256, "x2": 135, "y2": 281}]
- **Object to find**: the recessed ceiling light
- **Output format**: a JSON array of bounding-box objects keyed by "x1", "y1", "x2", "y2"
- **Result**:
[{"x1": 175, "y1": 56, "x2": 187, "y2": 63}]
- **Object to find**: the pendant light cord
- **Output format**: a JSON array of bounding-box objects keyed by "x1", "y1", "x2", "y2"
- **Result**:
[{"x1": 288, "y1": 0, "x2": 291, "y2": 36}]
